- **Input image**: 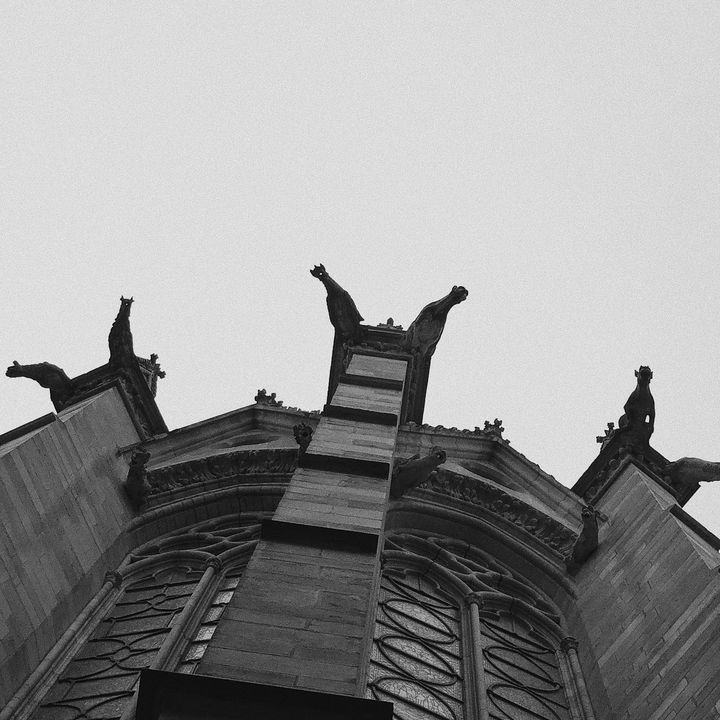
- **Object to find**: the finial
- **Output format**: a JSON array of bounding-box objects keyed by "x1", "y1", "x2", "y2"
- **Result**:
[{"x1": 255, "y1": 389, "x2": 283, "y2": 407}]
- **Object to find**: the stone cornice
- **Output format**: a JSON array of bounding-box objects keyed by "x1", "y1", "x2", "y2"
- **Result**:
[
  {"x1": 415, "y1": 467, "x2": 577, "y2": 556},
  {"x1": 146, "y1": 447, "x2": 298, "y2": 495}
]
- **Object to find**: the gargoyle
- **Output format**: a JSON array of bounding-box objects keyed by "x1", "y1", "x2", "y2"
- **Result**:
[
  {"x1": 125, "y1": 448, "x2": 151, "y2": 509},
  {"x1": 390, "y1": 446, "x2": 447, "y2": 499},
  {"x1": 5, "y1": 360, "x2": 74, "y2": 407},
  {"x1": 665, "y1": 457, "x2": 720, "y2": 490},
  {"x1": 565, "y1": 505, "x2": 599, "y2": 575},
  {"x1": 108, "y1": 296, "x2": 136, "y2": 370},
  {"x1": 293, "y1": 422, "x2": 313, "y2": 455},
  {"x1": 618, "y1": 366, "x2": 655, "y2": 447},
  {"x1": 403, "y1": 286, "x2": 468, "y2": 357},
  {"x1": 310, "y1": 264, "x2": 364, "y2": 344}
]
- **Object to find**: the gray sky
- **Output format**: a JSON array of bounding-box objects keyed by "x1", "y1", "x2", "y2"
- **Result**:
[{"x1": 3, "y1": 3, "x2": 720, "y2": 535}]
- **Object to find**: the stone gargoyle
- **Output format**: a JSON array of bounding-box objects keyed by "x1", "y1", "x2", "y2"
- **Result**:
[
  {"x1": 565, "y1": 505, "x2": 599, "y2": 575},
  {"x1": 404, "y1": 286, "x2": 468, "y2": 357},
  {"x1": 390, "y1": 446, "x2": 447, "y2": 499},
  {"x1": 664, "y1": 457, "x2": 720, "y2": 491},
  {"x1": 109, "y1": 296, "x2": 136, "y2": 370},
  {"x1": 5, "y1": 360, "x2": 74, "y2": 407},
  {"x1": 617, "y1": 365, "x2": 655, "y2": 447},
  {"x1": 311, "y1": 264, "x2": 364, "y2": 344},
  {"x1": 293, "y1": 422, "x2": 314, "y2": 455},
  {"x1": 125, "y1": 447, "x2": 151, "y2": 509}
]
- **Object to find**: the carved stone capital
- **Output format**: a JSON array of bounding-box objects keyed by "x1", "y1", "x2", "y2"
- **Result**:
[
  {"x1": 560, "y1": 636, "x2": 579, "y2": 653},
  {"x1": 205, "y1": 556, "x2": 223, "y2": 572},
  {"x1": 104, "y1": 570, "x2": 123, "y2": 589}
]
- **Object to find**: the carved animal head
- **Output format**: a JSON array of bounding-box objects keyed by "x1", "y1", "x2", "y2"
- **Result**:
[
  {"x1": 450, "y1": 285, "x2": 468, "y2": 303},
  {"x1": 635, "y1": 366, "x2": 653, "y2": 383},
  {"x1": 293, "y1": 422, "x2": 313, "y2": 452},
  {"x1": 430, "y1": 446, "x2": 447, "y2": 467},
  {"x1": 310, "y1": 264, "x2": 327, "y2": 280},
  {"x1": 130, "y1": 448, "x2": 151, "y2": 468},
  {"x1": 5, "y1": 360, "x2": 22, "y2": 378},
  {"x1": 581, "y1": 505, "x2": 597, "y2": 521}
]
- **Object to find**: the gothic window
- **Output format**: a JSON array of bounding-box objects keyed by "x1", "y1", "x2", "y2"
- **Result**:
[
  {"x1": 368, "y1": 570, "x2": 465, "y2": 720},
  {"x1": 370, "y1": 532, "x2": 589, "y2": 720},
  {"x1": 30, "y1": 565, "x2": 203, "y2": 720},
  {"x1": 478, "y1": 608, "x2": 570, "y2": 720},
  {"x1": 26, "y1": 515, "x2": 261, "y2": 720}
]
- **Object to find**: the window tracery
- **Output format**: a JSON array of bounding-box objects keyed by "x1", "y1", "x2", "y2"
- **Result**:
[
  {"x1": 373, "y1": 531, "x2": 587, "y2": 720},
  {"x1": 367, "y1": 571, "x2": 465, "y2": 720},
  {"x1": 27, "y1": 515, "x2": 261, "y2": 720}
]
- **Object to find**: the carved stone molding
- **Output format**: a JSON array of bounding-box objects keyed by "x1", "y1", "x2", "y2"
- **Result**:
[
  {"x1": 416, "y1": 468, "x2": 577, "y2": 555},
  {"x1": 205, "y1": 556, "x2": 223, "y2": 572},
  {"x1": 573, "y1": 434, "x2": 679, "y2": 505},
  {"x1": 404, "y1": 420, "x2": 510, "y2": 443},
  {"x1": 146, "y1": 447, "x2": 298, "y2": 495}
]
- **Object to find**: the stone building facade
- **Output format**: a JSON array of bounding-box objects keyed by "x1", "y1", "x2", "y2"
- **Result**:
[{"x1": 1, "y1": 275, "x2": 719, "y2": 720}]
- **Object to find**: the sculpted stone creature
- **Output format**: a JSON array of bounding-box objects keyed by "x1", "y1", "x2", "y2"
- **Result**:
[
  {"x1": 565, "y1": 505, "x2": 600, "y2": 575},
  {"x1": 5, "y1": 360, "x2": 74, "y2": 407},
  {"x1": 404, "y1": 286, "x2": 468, "y2": 357},
  {"x1": 618, "y1": 366, "x2": 655, "y2": 445},
  {"x1": 108, "y1": 296, "x2": 136, "y2": 370},
  {"x1": 310, "y1": 264, "x2": 364, "y2": 344},
  {"x1": 293, "y1": 422, "x2": 314, "y2": 455},
  {"x1": 125, "y1": 448, "x2": 151, "y2": 509},
  {"x1": 665, "y1": 457, "x2": 720, "y2": 490},
  {"x1": 390, "y1": 446, "x2": 447, "y2": 499}
]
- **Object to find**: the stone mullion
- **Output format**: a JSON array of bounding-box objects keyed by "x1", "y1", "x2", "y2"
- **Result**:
[{"x1": 465, "y1": 598, "x2": 491, "y2": 720}]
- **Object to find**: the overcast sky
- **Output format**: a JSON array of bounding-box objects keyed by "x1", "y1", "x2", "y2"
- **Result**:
[{"x1": 2, "y1": 3, "x2": 720, "y2": 535}]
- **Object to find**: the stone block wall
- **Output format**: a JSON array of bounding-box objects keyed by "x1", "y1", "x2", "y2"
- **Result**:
[
  {"x1": 575, "y1": 464, "x2": 720, "y2": 719},
  {"x1": 0, "y1": 389, "x2": 139, "y2": 707}
]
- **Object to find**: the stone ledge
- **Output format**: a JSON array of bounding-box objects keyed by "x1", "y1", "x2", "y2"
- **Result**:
[
  {"x1": 322, "y1": 404, "x2": 398, "y2": 426},
  {"x1": 136, "y1": 669, "x2": 392, "y2": 720},
  {"x1": 298, "y1": 452, "x2": 389, "y2": 479},
  {"x1": 339, "y1": 373, "x2": 404, "y2": 391},
  {"x1": 261, "y1": 519, "x2": 378, "y2": 553}
]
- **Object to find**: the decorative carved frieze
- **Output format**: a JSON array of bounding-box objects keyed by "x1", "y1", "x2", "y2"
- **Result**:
[
  {"x1": 417, "y1": 468, "x2": 577, "y2": 555},
  {"x1": 404, "y1": 419, "x2": 510, "y2": 443},
  {"x1": 146, "y1": 447, "x2": 298, "y2": 495}
]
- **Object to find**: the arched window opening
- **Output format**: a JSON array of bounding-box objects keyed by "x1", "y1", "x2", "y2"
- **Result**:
[
  {"x1": 373, "y1": 531, "x2": 593, "y2": 720},
  {"x1": 25, "y1": 515, "x2": 262, "y2": 720}
]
